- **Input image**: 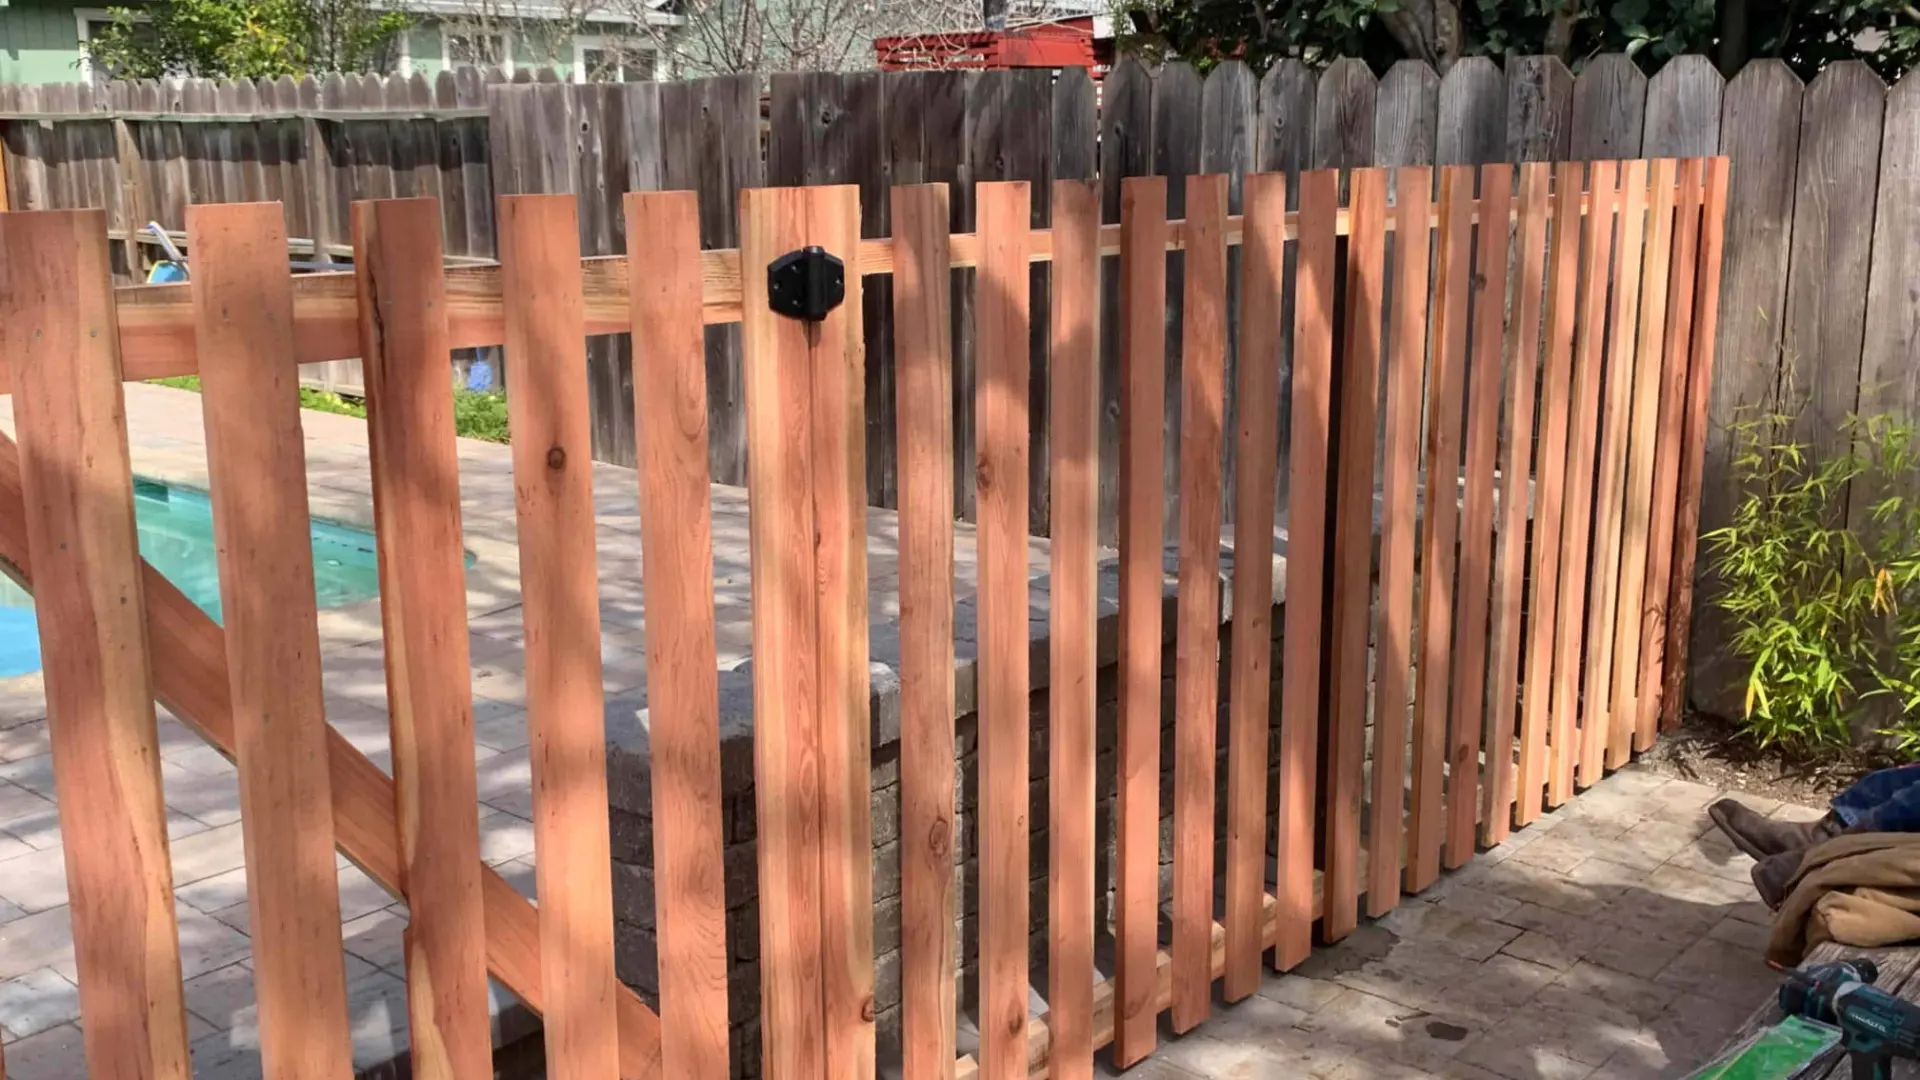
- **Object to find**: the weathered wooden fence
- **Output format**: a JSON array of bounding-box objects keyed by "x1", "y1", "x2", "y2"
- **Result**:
[
  {"x1": 1, "y1": 54, "x2": 1902, "y2": 718},
  {"x1": 0, "y1": 149, "x2": 1727, "y2": 1077}
]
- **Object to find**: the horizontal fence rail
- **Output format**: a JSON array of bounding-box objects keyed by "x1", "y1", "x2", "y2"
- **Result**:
[
  {"x1": 0, "y1": 187, "x2": 1626, "y2": 395},
  {"x1": 0, "y1": 152, "x2": 1728, "y2": 1080}
]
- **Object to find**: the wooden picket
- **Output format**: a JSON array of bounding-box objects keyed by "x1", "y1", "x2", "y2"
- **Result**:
[
  {"x1": 1222, "y1": 169, "x2": 1285, "y2": 998},
  {"x1": 1112, "y1": 174, "x2": 1168, "y2": 1070},
  {"x1": 188, "y1": 201, "x2": 356, "y2": 1080},
  {"x1": 1325, "y1": 166, "x2": 1386, "y2": 941},
  {"x1": 1170, "y1": 172, "x2": 1227, "y2": 1034},
  {"x1": 625, "y1": 189, "x2": 731, "y2": 1078},
  {"x1": 0, "y1": 155, "x2": 1730, "y2": 1080},
  {"x1": 1371, "y1": 165, "x2": 1433, "y2": 916},
  {"x1": 354, "y1": 196, "x2": 493, "y2": 1080},
  {"x1": 894, "y1": 181, "x2": 960, "y2": 1080},
  {"x1": 1046, "y1": 177, "x2": 1100, "y2": 1080}
]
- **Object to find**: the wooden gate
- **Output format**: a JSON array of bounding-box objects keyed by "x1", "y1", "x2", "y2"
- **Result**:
[{"x1": 0, "y1": 156, "x2": 1728, "y2": 1080}]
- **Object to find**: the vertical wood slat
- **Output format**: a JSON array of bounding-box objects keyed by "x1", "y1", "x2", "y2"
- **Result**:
[
  {"x1": 894, "y1": 183, "x2": 959, "y2": 1080},
  {"x1": 352, "y1": 197, "x2": 492, "y2": 1080},
  {"x1": 1326, "y1": 166, "x2": 1387, "y2": 940},
  {"x1": 1611, "y1": 158, "x2": 1680, "y2": 758},
  {"x1": 1487, "y1": 163, "x2": 1552, "y2": 841},
  {"x1": 1529, "y1": 161, "x2": 1588, "y2": 818},
  {"x1": 624, "y1": 190, "x2": 731, "y2": 1079},
  {"x1": 976, "y1": 180, "x2": 1032, "y2": 1080},
  {"x1": 1171, "y1": 173, "x2": 1227, "y2": 1033},
  {"x1": 1369, "y1": 164, "x2": 1433, "y2": 916},
  {"x1": 1662, "y1": 158, "x2": 1733, "y2": 731},
  {"x1": 2, "y1": 208, "x2": 191, "y2": 1080},
  {"x1": 1223, "y1": 170, "x2": 1286, "y2": 999},
  {"x1": 1277, "y1": 168, "x2": 1338, "y2": 963},
  {"x1": 1588, "y1": 159, "x2": 1651, "y2": 776},
  {"x1": 186, "y1": 200, "x2": 353, "y2": 1080},
  {"x1": 1112, "y1": 174, "x2": 1167, "y2": 1070},
  {"x1": 495, "y1": 194, "x2": 619, "y2": 1080},
  {"x1": 1047, "y1": 177, "x2": 1100, "y2": 1080},
  {"x1": 811, "y1": 185, "x2": 876, "y2": 1080},
  {"x1": 1447, "y1": 163, "x2": 1512, "y2": 868},
  {"x1": 1635, "y1": 159, "x2": 1707, "y2": 747},
  {"x1": 1554, "y1": 163, "x2": 1619, "y2": 798},
  {"x1": 1408, "y1": 167, "x2": 1473, "y2": 891},
  {"x1": 741, "y1": 185, "x2": 828, "y2": 1080}
]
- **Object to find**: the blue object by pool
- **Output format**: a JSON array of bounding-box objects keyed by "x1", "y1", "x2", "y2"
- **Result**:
[{"x1": 0, "y1": 479, "x2": 385, "y2": 679}]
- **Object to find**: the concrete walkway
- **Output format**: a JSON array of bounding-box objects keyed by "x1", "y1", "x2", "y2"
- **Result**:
[
  {"x1": 1099, "y1": 771, "x2": 1805, "y2": 1080},
  {"x1": 0, "y1": 384, "x2": 1794, "y2": 1079}
]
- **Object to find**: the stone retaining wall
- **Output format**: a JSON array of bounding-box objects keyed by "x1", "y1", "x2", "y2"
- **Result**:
[{"x1": 600, "y1": 560, "x2": 1289, "y2": 1077}]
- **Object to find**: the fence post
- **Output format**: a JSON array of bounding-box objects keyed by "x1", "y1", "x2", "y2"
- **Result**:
[
  {"x1": 738, "y1": 183, "x2": 873, "y2": 1080},
  {"x1": 1, "y1": 208, "x2": 192, "y2": 1080}
]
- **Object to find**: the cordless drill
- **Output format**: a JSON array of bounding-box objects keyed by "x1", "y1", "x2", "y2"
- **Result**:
[{"x1": 1779, "y1": 957, "x2": 1920, "y2": 1080}]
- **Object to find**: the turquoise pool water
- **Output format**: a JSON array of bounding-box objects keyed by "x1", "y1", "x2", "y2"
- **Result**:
[{"x1": 0, "y1": 479, "x2": 385, "y2": 679}]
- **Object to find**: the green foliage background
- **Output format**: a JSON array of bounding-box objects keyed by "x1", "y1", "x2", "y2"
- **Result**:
[
  {"x1": 150, "y1": 376, "x2": 510, "y2": 445},
  {"x1": 1116, "y1": 0, "x2": 1920, "y2": 81},
  {"x1": 84, "y1": 0, "x2": 410, "y2": 80}
]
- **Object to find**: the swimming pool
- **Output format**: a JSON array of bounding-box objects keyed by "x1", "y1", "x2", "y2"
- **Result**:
[{"x1": 0, "y1": 479, "x2": 386, "y2": 679}]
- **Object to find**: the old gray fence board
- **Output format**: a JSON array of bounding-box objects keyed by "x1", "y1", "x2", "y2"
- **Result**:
[
  {"x1": 1854, "y1": 72, "x2": 1920, "y2": 539},
  {"x1": 1857, "y1": 72, "x2": 1920, "y2": 429},
  {"x1": 1438, "y1": 57, "x2": 1505, "y2": 165},
  {"x1": 1098, "y1": 57, "x2": 1155, "y2": 542},
  {"x1": 1505, "y1": 56, "x2": 1574, "y2": 162},
  {"x1": 1782, "y1": 62, "x2": 1887, "y2": 473},
  {"x1": 1374, "y1": 60, "x2": 1439, "y2": 167},
  {"x1": 1156, "y1": 61, "x2": 1204, "y2": 536},
  {"x1": 1258, "y1": 59, "x2": 1316, "y2": 512},
  {"x1": 1315, "y1": 57, "x2": 1378, "y2": 171},
  {"x1": 1644, "y1": 54, "x2": 1725, "y2": 157},
  {"x1": 1570, "y1": 53, "x2": 1648, "y2": 158},
  {"x1": 1694, "y1": 58, "x2": 1805, "y2": 716},
  {"x1": 1203, "y1": 60, "x2": 1258, "y2": 517}
]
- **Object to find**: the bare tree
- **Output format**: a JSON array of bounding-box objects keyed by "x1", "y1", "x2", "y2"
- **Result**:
[
  {"x1": 436, "y1": 0, "x2": 665, "y2": 78},
  {"x1": 618, "y1": 0, "x2": 1013, "y2": 74}
]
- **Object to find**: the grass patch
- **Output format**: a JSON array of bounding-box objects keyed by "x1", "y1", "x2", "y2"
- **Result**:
[{"x1": 149, "y1": 375, "x2": 510, "y2": 444}]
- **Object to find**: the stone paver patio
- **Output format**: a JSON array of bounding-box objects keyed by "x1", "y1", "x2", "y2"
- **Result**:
[{"x1": 0, "y1": 384, "x2": 1799, "y2": 1079}]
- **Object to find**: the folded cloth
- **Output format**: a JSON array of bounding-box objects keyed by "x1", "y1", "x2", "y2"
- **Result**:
[{"x1": 1769, "y1": 832, "x2": 1920, "y2": 966}]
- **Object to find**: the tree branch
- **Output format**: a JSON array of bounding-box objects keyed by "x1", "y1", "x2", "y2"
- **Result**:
[{"x1": 1543, "y1": 0, "x2": 1582, "y2": 62}]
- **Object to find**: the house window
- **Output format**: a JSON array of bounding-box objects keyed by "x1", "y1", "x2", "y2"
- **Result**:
[
  {"x1": 75, "y1": 7, "x2": 152, "y2": 81},
  {"x1": 446, "y1": 30, "x2": 512, "y2": 72},
  {"x1": 573, "y1": 37, "x2": 655, "y2": 83}
]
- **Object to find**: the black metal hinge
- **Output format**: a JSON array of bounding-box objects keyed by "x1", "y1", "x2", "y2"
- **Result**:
[{"x1": 767, "y1": 246, "x2": 845, "y2": 322}]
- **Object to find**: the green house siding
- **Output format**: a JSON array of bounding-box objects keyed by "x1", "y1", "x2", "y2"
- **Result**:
[
  {"x1": 0, "y1": 2, "x2": 657, "y2": 83},
  {"x1": 0, "y1": 0, "x2": 89, "y2": 84}
]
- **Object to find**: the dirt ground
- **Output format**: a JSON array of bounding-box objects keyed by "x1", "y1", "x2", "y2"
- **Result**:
[{"x1": 1633, "y1": 708, "x2": 1903, "y2": 809}]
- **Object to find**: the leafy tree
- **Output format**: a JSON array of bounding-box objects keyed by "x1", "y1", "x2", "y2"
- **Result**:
[
  {"x1": 1114, "y1": 0, "x2": 1920, "y2": 80},
  {"x1": 84, "y1": 0, "x2": 410, "y2": 80}
]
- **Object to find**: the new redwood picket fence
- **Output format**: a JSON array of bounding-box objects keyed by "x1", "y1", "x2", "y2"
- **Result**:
[{"x1": 0, "y1": 155, "x2": 1728, "y2": 1080}]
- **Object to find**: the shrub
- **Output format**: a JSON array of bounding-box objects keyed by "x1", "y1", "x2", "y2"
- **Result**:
[
  {"x1": 1708, "y1": 408, "x2": 1920, "y2": 752},
  {"x1": 149, "y1": 375, "x2": 508, "y2": 444},
  {"x1": 452, "y1": 389, "x2": 510, "y2": 444}
]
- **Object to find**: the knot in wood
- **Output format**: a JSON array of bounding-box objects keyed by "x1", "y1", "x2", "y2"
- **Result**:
[
  {"x1": 860, "y1": 996, "x2": 876, "y2": 1023},
  {"x1": 927, "y1": 817, "x2": 950, "y2": 857},
  {"x1": 546, "y1": 446, "x2": 567, "y2": 471}
]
